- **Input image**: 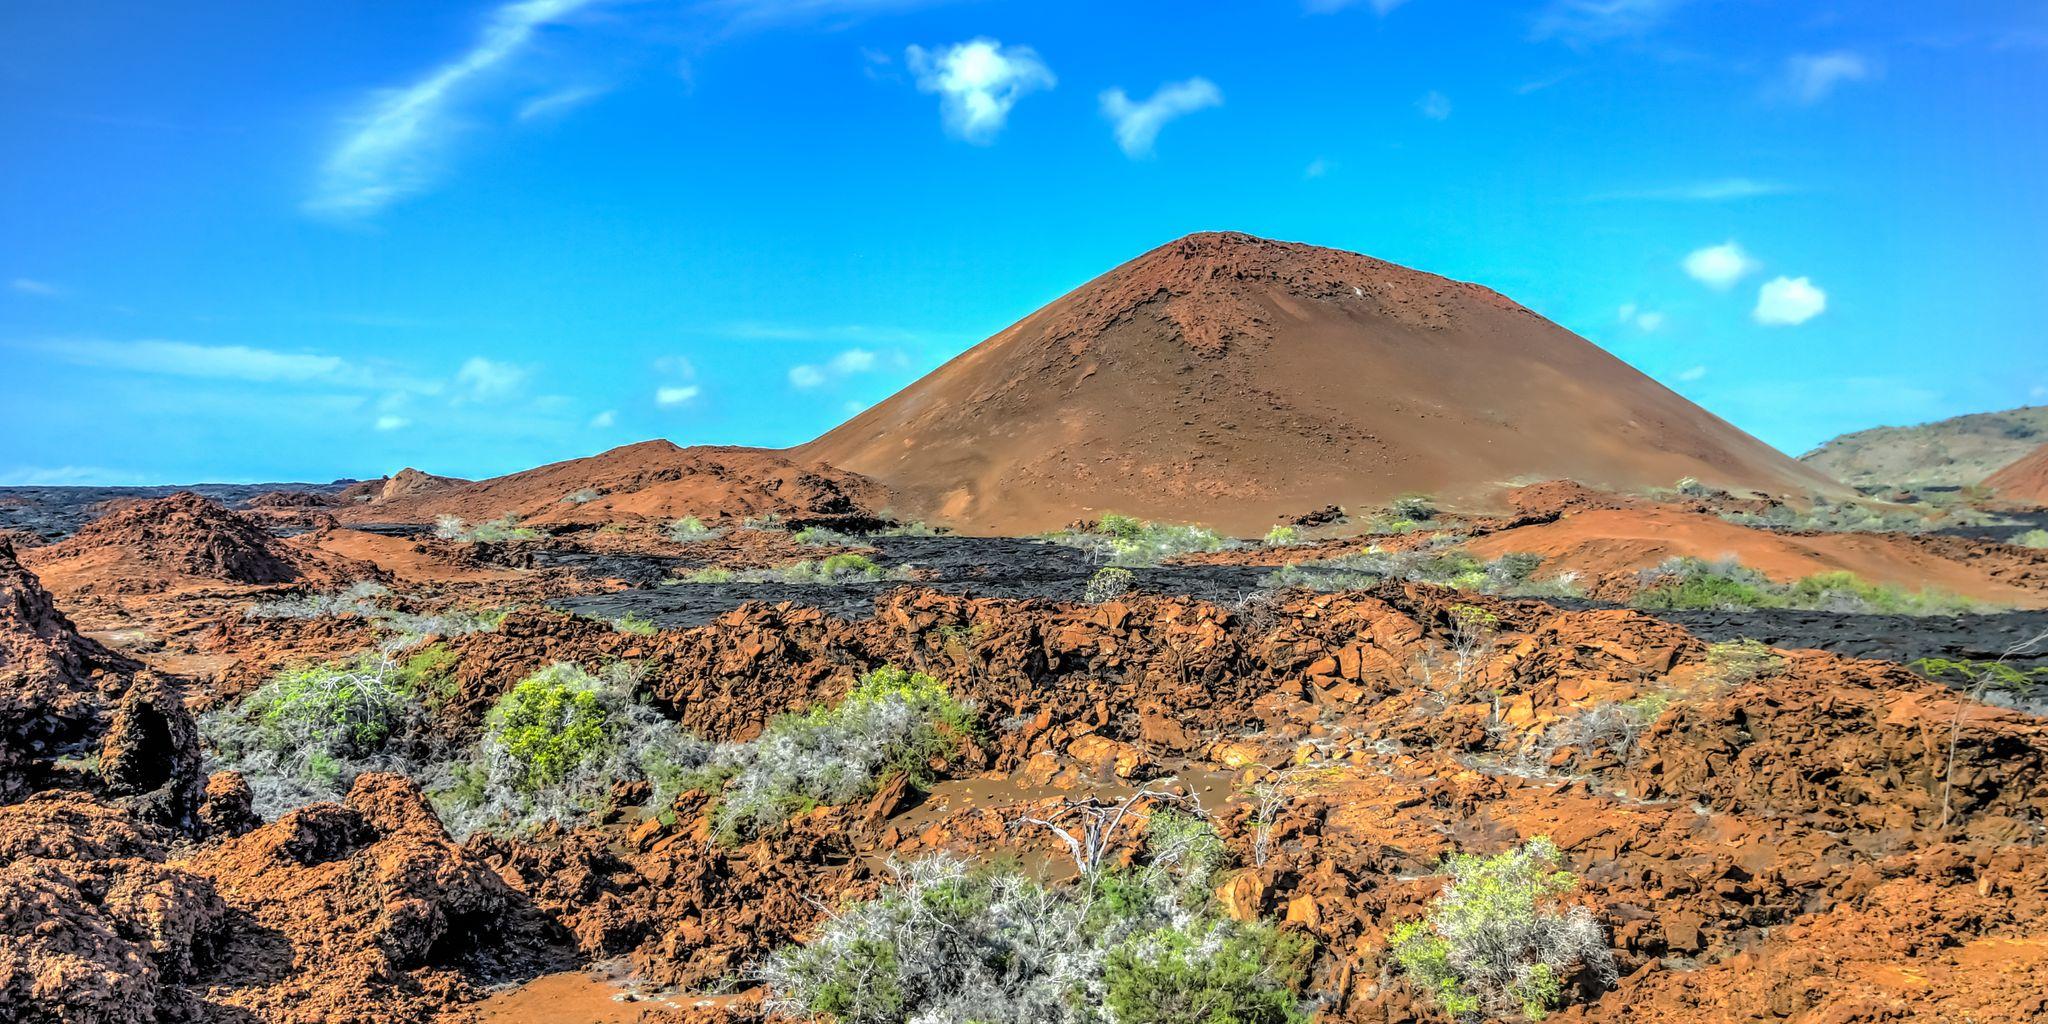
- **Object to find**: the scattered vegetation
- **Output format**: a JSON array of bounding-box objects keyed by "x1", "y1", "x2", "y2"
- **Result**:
[
  {"x1": 793, "y1": 525, "x2": 860, "y2": 547},
  {"x1": 1084, "y1": 566, "x2": 1136, "y2": 604},
  {"x1": 1631, "y1": 557, "x2": 1977, "y2": 615},
  {"x1": 667, "y1": 515, "x2": 725, "y2": 543},
  {"x1": 434, "y1": 514, "x2": 541, "y2": 543},
  {"x1": 1263, "y1": 525, "x2": 1301, "y2": 547},
  {"x1": 1264, "y1": 543, "x2": 1581, "y2": 598},
  {"x1": 670, "y1": 553, "x2": 911, "y2": 586},
  {"x1": 1046, "y1": 514, "x2": 1234, "y2": 567},
  {"x1": 202, "y1": 647, "x2": 459, "y2": 817},
  {"x1": 435, "y1": 662, "x2": 707, "y2": 837},
  {"x1": 764, "y1": 808, "x2": 1311, "y2": 1024},
  {"x1": 1702, "y1": 638, "x2": 1788, "y2": 686},
  {"x1": 694, "y1": 667, "x2": 978, "y2": 844},
  {"x1": 1389, "y1": 838, "x2": 1615, "y2": 1022}
]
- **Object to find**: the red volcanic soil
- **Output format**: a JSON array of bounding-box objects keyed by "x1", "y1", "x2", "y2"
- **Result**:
[
  {"x1": 799, "y1": 232, "x2": 1843, "y2": 535},
  {"x1": 1466, "y1": 507, "x2": 2048, "y2": 607},
  {"x1": 340, "y1": 441, "x2": 881, "y2": 528},
  {"x1": 21, "y1": 492, "x2": 360, "y2": 593},
  {"x1": 1984, "y1": 442, "x2": 2048, "y2": 505}
]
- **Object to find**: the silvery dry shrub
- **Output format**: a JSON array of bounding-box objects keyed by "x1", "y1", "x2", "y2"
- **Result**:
[
  {"x1": 705, "y1": 667, "x2": 976, "y2": 844},
  {"x1": 202, "y1": 650, "x2": 445, "y2": 818},
  {"x1": 1389, "y1": 838, "x2": 1615, "y2": 1022},
  {"x1": 436, "y1": 661, "x2": 709, "y2": 838}
]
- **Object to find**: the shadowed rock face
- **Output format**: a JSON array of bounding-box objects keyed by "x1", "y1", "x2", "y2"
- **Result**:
[{"x1": 800, "y1": 231, "x2": 1844, "y2": 534}]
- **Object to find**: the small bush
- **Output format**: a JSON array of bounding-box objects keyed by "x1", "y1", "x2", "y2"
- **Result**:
[
  {"x1": 1084, "y1": 565, "x2": 1136, "y2": 603},
  {"x1": 793, "y1": 525, "x2": 859, "y2": 547},
  {"x1": 1047, "y1": 515, "x2": 1233, "y2": 567},
  {"x1": 1263, "y1": 525, "x2": 1301, "y2": 547},
  {"x1": 1702, "y1": 639, "x2": 1786, "y2": 685},
  {"x1": 435, "y1": 514, "x2": 540, "y2": 543},
  {"x1": 612, "y1": 612, "x2": 658, "y2": 636},
  {"x1": 1390, "y1": 838, "x2": 1615, "y2": 1022},
  {"x1": 703, "y1": 666, "x2": 977, "y2": 843},
  {"x1": 1105, "y1": 920, "x2": 1312, "y2": 1024},
  {"x1": 438, "y1": 662, "x2": 709, "y2": 837},
  {"x1": 668, "y1": 515, "x2": 724, "y2": 543}
]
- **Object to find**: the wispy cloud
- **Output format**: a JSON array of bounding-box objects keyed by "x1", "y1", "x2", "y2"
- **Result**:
[
  {"x1": 789, "y1": 347, "x2": 882, "y2": 389},
  {"x1": 1780, "y1": 51, "x2": 1875, "y2": 104},
  {"x1": 1532, "y1": 0, "x2": 1686, "y2": 45},
  {"x1": 519, "y1": 83, "x2": 611, "y2": 121},
  {"x1": 655, "y1": 384, "x2": 701, "y2": 406},
  {"x1": 1590, "y1": 178, "x2": 1794, "y2": 202},
  {"x1": 9, "y1": 278, "x2": 61, "y2": 297},
  {"x1": 1681, "y1": 241, "x2": 1760, "y2": 290},
  {"x1": 905, "y1": 38, "x2": 1055, "y2": 144},
  {"x1": 1100, "y1": 78, "x2": 1223, "y2": 159},
  {"x1": 454, "y1": 355, "x2": 530, "y2": 401},
  {"x1": 30, "y1": 338, "x2": 356, "y2": 384},
  {"x1": 305, "y1": 0, "x2": 598, "y2": 218}
]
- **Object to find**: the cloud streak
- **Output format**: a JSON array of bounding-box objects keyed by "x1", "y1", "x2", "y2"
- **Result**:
[
  {"x1": 306, "y1": 0, "x2": 597, "y2": 217},
  {"x1": 1100, "y1": 78, "x2": 1223, "y2": 158}
]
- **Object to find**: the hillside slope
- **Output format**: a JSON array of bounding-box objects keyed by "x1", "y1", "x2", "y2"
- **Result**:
[
  {"x1": 1801, "y1": 406, "x2": 2048, "y2": 489},
  {"x1": 799, "y1": 231, "x2": 1841, "y2": 535}
]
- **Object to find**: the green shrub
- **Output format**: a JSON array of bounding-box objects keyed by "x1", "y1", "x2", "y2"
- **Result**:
[
  {"x1": 1105, "y1": 920, "x2": 1312, "y2": 1024},
  {"x1": 1702, "y1": 639, "x2": 1787, "y2": 685},
  {"x1": 704, "y1": 666, "x2": 978, "y2": 843},
  {"x1": 1389, "y1": 838, "x2": 1614, "y2": 1022},
  {"x1": 439, "y1": 662, "x2": 710, "y2": 836},
  {"x1": 612, "y1": 612, "x2": 658, "y2": 636},
  {"x1": 1263, "y1": 525, "x2": 1301, "y2": 547},
  {"x1": 1084, "y1": 565, "x2": 1136, "y2": 603},
  {"x1": 668, "y1": 515, "x2": 724, "y2": 543}
]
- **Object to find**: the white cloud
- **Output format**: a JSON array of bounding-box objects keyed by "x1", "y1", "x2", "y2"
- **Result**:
[
  {"x1": 1591, "y1": 178, "x2": 1793, "y2": 202},
  {"x1": 1100, "y1": 78, "x2": 1223, "y2": 159},
  {"x1": 655, "y1": 384, "x2": 701, "y2": 406},
  {"x1": 1532, "y1": 0, "x2": 1684, "y2": 44},
  {"x1": 1783, "y1": 51, "x2": 1873, "y2": 104},
  {"x1": 1416, "y1": 90, "x2": 1452, "y2": 120},
  {"x1": 1676, "y1": 365, "x2": 1707, "y2": 382},
  {"x1": 518, "y1": 84, "x2": 610, "y2": 121},
  {"x1": 34, "y1": 338, "x2": 351, "y2": 383},
  {"x1": 788, "y1": 364, "x2": 829, "y2": 389},
  {"x1": 455, "y1": 355, "x2": 529, "y2": 401},
  {"x1": 905, "y1": 38, "x2": 1055, "y2": 144},
  {"x1": 1617, "y1": 303, "x2": 1665, "y2": 331},
  {"x1": 589, "y1": 409, "x2": 616, "y2": 428},
  {"x1": 1681, "y1": 241, "x2": 1760, "y2": 290},
  {"x1": 305, "y1": 0, "x2": 597, "y2": 217},
  {"x1": 1753, "y1": 276, "x2": 1827, "y2": 326},
  {"x1": 375, "y1": 415, "x2": 411, "y2": 431},
  {"x1": 1304, "y1": 158, "x2": 1330, "y2": 179},
  {"x1": 9, "y1": 278, "x2": 60, "y2": 296}
]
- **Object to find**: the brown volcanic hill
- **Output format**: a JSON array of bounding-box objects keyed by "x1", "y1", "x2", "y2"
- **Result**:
[
  {"x1": 798, "y1": 232, "x2": 1843, "y2": 535},
  {"x1": 1984, "y1": 442, "x2": 2048, "y2": 504},
  {"x1": 342, "y1": 440, "x2": 882, "y2": 527}
]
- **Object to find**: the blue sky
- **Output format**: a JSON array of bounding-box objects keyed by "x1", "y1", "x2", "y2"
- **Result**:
[{"x1": 4, "y1": 0, "x2": 2045, "y2": 485}]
